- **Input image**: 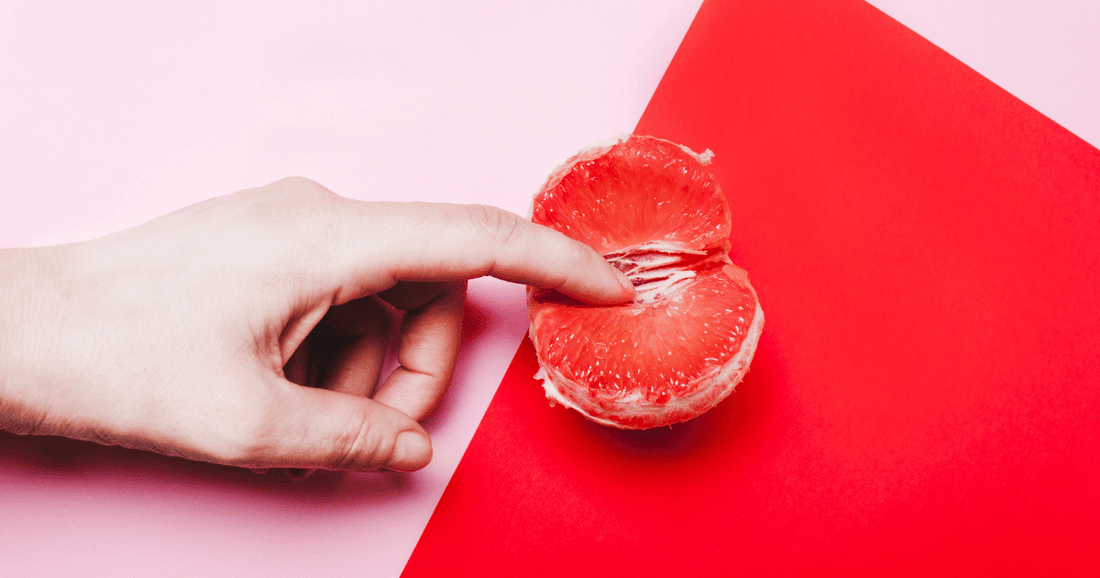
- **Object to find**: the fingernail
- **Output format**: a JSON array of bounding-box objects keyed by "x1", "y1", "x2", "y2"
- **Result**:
[
  {"x1": 250, "y1": 468, "x2": 270, "y2": 475},
  {"x1": 613, "y1": 268, "x2": 635, "y2": 296},
  {"x1": 385, "y1": 431, "x2": 432, "y2": 472}
]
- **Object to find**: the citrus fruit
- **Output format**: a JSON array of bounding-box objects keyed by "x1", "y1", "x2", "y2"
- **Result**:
[{"x1": 527, "y1": 134, "x2": 764, "y2": 429}]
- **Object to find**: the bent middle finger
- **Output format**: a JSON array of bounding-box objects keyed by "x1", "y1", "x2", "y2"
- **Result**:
[{"x1": 373, "y1": 280, "x2": 466, "y2": 421}]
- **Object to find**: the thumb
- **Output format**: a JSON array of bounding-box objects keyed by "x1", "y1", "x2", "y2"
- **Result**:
[{"x1": 255, "y1": 377, "x2": 433, "y2": 472}]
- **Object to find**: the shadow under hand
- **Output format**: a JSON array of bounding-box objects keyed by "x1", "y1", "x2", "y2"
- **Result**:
[{"x1": 0, "y1": 430, "x2": 414, "y2": 507}]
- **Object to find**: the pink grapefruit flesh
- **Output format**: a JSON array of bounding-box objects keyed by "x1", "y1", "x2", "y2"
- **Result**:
[{"x1": 528, "y1": 134, "x2": 763, "y2": 429}]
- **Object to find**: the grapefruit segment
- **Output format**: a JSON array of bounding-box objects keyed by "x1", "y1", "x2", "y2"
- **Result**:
[
  {"x1": 528, "y1": 135, "x2": 764, "y2": 429},
  {"x1": 531, "y1": 135, "x2": 729, "y2": 256}
]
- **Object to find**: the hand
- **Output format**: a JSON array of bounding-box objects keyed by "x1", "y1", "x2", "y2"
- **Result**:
[{"x1": 0, "y1": 177, "x2": 633, "y2": 473}]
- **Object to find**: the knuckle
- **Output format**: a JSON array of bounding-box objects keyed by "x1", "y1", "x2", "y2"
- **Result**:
[
  {"x1": 326, "y1": 411, "x2": 388, "y2": 470},
  {"x1": 252, "y1": 177, "x2": 338, "y2": 223},
  {"x1": 234, "y1": 177, "x2": 341, "y2": 277},
  {"x1": 464, "y1": 204, "x2": 523, "y2": 249},
  {"x1": 271, "y1": 176, "x2": 333, "y2": 198}
]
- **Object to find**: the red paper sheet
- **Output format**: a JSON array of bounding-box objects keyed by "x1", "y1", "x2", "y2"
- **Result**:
[{"x1": 403, "y1": 0, "x2": 1100, "y2": 575}]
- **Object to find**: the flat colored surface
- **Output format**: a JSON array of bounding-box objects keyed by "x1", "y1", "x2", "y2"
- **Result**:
[
  {"x1": 402, "y1": 0, "x2": 1100, "y2": 575},
  {"x1": 867, "y1": 0, "x2": 1100, "y2": 148}
]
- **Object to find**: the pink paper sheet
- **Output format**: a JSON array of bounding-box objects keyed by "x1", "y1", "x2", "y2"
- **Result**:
[{"x1": 0, "y1": 2, "x2": 700, "y2": 576}]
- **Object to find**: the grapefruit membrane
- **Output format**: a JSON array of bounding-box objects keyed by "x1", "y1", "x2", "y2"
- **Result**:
[{"x1": 528, "y1": 134, "x2": 763, "y2": 429}]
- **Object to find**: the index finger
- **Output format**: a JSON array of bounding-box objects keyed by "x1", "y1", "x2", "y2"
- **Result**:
[{"x1": 324, "y1": 198, "x2": 635, "y2": 305}]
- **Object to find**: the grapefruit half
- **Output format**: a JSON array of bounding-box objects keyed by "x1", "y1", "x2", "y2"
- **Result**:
[{"x1": 528, "y1": 134, "x2": 764, "y2": 429}]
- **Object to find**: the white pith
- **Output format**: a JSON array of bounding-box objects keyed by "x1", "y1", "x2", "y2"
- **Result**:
[
  {"x1": 677, "y1": 143, "x2": 715, "y2": 165},
  {"x1": 604, "y1": 240, "x2": 727, "y2": 304}
]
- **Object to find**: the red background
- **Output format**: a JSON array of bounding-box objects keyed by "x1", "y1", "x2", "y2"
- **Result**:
[{"x1": 403, "y1": 0, "x2": 1100, "y2": 575}]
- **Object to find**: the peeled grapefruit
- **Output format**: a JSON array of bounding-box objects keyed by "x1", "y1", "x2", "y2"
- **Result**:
[{"x1": 527, "y1": 134, "x2": 764, "y2": 429}]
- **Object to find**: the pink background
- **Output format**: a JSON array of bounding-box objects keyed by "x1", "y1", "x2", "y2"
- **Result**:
[
  {"x1": 867, "y1": 0, "x2": 1100, "y2": 148},
  {"x1": 1, "y1": 1, "x2": 1096, "y2": 576}
]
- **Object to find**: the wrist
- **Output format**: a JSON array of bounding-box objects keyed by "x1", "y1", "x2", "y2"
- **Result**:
[{"x1": 0, "y1": 245, "x2": 76, "y2": 434}]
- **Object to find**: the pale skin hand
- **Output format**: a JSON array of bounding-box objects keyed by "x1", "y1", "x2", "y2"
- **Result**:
[{"x1": 0, "y1": 177, "x2": 633, "y2": 473}]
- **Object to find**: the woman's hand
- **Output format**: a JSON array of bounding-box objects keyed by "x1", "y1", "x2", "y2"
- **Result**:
[{"x1": 0, "y1": 177, "x2": 633, "y2": 473}]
